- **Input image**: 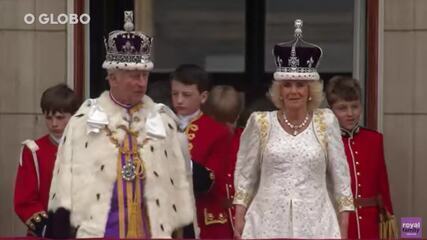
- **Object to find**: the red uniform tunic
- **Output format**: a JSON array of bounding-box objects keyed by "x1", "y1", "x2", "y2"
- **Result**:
[
  {"x1": 342, "y1": 126, "x2": 394, "y2": 239},
  {"x1": 185, "y1": 113, "x2": 233, "y2": 238},
  {"x1": 14, "y1": 134, "x2": 58, "y2": 234},
  {"x1": 224, "y1": 127, "x2": 243, "y2": 231}
]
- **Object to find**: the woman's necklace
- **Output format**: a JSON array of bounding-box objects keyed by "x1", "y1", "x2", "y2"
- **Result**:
[{"x1": 282, "y1": 112, "x2": 309, "y2": 136}]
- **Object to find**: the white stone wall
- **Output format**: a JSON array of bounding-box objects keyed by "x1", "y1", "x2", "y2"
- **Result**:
[
  {"x1": 383, "y1": 0, "x2": 427, "y2": 236},
  {"x1": 0, "y1": 0, "x2": 67, "y2": 236}
]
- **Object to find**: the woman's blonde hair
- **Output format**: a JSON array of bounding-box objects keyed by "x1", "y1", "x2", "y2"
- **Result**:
[
  {"x1": 269, "y1": 80, "x2": 324, "y2": 112},
  {"x1": 202, "y1": 85, "x2": 244, "y2": 124}
]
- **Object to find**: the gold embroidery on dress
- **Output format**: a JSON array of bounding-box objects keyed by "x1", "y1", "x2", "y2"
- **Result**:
[
  {"x1": 232, "y1": 112, "x2": 268, "y2": 208},
  {"x1": 336, "y1": 195, "x2": 354, "y2": 211},
  {"x1": 234, "y1": 190, "x2": 250, "y2": 206},
  {"x1": 255, "y1": 112, "x2": 269, "y2": 153},
  {"x1": 313, "y1": 110, "x2": 327, "y2": 152}
]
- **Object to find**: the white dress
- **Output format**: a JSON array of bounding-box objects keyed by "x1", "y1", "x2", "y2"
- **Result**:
[{"x1": 233, "y1": 110, "x2": 354, "y2": 239}]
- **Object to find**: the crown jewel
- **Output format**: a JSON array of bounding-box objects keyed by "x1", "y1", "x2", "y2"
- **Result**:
[
  {"x1": 273, "y1": 19, "x2": 323, "y2": 81},
  {"x1": 102, "y1": 11, "x2": 154, "y2": 71}
]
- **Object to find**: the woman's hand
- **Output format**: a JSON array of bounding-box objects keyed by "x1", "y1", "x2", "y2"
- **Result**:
[
  {"x1": 233, "y1": 205, "x2": 247, "y2": 239},
  {"x1": 338, "y1": 211, "x2": 349, "y2": 239}
]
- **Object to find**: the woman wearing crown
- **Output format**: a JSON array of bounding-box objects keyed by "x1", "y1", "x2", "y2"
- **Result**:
[{"x1": 232, "y1": 20, "x2": 354, "y2": 239}]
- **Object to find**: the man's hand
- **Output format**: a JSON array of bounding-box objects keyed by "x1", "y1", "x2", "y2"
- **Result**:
[{"x1": 192, "y1": 161, "x2": 214, "y2": 193}]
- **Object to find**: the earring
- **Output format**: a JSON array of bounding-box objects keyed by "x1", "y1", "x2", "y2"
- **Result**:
[{"x1": 308, "y1": 96, "x2": 312, "y2": 101}]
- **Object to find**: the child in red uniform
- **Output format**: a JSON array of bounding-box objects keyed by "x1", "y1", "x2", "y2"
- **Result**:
[
  {"x1": 14, "y1": 84, "x2": 79, "y2": 237},
  {"x1": 326, "y1": 76, "x2": 396, "y2": 239},
  {"x1": 203, "y1": 85, "x2": 245, "y2": 233},
  {"x1": 170, "y1": 65, "x2": 232, "y2": 238}
]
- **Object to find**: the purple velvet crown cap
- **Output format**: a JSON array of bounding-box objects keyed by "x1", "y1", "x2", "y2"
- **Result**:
[
  {"x1": 102, "y1": 11, "x2": 154, "y2": 71},
  {"x1": 272, "y1": 19, "x2": 323, "y2": 81}
]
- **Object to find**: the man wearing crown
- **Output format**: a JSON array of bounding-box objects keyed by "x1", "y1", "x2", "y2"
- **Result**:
[{"x1": 45, "y1": 11, "x2": 196, "y2": 238}]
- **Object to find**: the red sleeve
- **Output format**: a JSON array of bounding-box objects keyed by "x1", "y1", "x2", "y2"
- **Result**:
[
  {"x1": 378, "y1": 134, "x2": 394, "y2": 214},
  {"x1": 225, "y1": 128, "x2": 243, "y2": 200},
  {"x1": 228, "y1": 128, "x2": 243, "y2": 177},
  {"x1": 14, "y1": 146, "x2": 45, "y2": 223},
  {"x1": 206, "y1": 127, "x2": 232, "y2": 196}
]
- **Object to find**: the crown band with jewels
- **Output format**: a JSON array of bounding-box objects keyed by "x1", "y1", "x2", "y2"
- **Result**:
[
  {"x1": 102, "y1": 11, "x2": 154, "y2": 71},
  {"x1": 273, "y1": 19, "x2": 323, "y2": 81}
]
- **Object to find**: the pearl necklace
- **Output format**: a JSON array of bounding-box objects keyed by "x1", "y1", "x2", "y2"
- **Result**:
[{"x1": 282, "y1": 112, "x2": 309, "y2": 136}]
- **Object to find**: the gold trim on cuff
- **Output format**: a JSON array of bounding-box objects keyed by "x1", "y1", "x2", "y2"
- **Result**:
[
  {"x1": 336, "y1": 195, "x2": 355, "y2": 212},
  {"x1": 233, "y1": 190, "x2": 251, "y2": 207},
  {"x1": 25, "y1": 211, "x2": 47, "y2": 229}
]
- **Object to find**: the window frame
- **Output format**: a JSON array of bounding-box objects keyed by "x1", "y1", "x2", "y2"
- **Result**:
[{"x1": 73, "y1": 0, "x2": 381, "y2": 129}]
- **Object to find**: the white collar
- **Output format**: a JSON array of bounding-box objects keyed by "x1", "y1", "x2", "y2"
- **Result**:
[
  {"x1": 49, "y1": 134, "x2": 61, "y2": 145},
  {"x1": 178, "y1": 110, "x2": 201, "y2": 131}
]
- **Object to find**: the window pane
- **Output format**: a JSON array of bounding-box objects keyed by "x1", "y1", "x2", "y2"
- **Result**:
[
  {"x1": 146, "y1": 0, "x2": 245, "y2": 73},
  {"x1": 265, "y1": 0, "x2": 354, "y2": 74}
]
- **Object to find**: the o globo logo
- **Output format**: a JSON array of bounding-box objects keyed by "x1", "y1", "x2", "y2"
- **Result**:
[{"x1": 24, "y1": 13, "x2": 91, "y2": 25}]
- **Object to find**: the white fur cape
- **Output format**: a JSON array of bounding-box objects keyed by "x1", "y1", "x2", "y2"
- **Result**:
[{"x1": 48, "y1": 92, "x2": 196, "y2": 238}]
